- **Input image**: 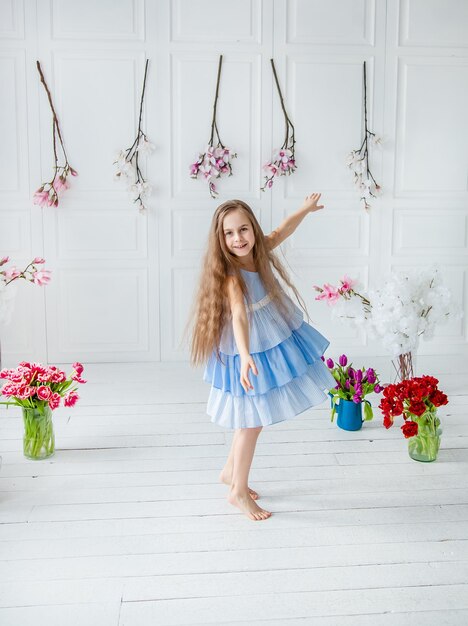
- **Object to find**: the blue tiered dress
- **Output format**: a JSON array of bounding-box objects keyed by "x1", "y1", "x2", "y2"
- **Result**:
[{"x1": 204, "y1": 269, "x2": 335, "y2": 429}]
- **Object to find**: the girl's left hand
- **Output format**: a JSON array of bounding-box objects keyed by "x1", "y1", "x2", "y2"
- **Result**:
[{"x1": 302, "y1": 193, "x2": 324, "y2": 213}]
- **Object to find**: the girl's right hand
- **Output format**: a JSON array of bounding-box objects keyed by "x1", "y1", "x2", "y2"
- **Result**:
[{"x1": 240, "y1": 355, "x2": 258, "y2": 392}]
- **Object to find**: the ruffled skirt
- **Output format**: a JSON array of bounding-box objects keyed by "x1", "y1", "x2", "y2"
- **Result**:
[{"x1": 204, "y1": 305, "x2": 335, "y2": 428}]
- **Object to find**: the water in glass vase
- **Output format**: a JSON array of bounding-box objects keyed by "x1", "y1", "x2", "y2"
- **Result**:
[
  {"x1": 22, "y1": 406, "x2": 55, "y2": 460},
  {"x1": 407, "y1": 415, "x2": 441, "y2": 462}
]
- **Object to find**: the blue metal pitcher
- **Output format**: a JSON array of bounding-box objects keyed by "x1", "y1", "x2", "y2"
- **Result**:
[{"x1": 336, "y1": 399, "x2": 363, "y2": 431}]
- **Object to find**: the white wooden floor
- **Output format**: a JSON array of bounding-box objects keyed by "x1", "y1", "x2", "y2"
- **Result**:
[{"x1": 1, "y1": 362, "x2": 468, "y2": 626}]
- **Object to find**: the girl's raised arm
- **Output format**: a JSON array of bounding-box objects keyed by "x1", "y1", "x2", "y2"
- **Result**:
[
  {"x1": 265, "y1": 192, "x2": 324, "y2": 250},
  {"x1": 226, "y1": 276, "x2": 258, "y2": 392}
]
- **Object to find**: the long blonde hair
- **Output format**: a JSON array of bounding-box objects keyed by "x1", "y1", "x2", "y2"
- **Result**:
[{"x1": 189, "y1": 199, "x2": 306, "y2": 365}]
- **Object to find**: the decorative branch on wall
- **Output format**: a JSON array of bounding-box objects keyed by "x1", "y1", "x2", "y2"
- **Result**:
[
  {"x1": 114, "y1": 59, "x2": 154, "y2": 213},
  {"x1": 33, "y1": 61, "x2": 77, "y2": 208},
  {"x1": 261, "y1": 59, "x2": 297, "y2": 191},
  {"x1": 189, "y1": 55, "x2": 236, "y2": 199},
  {"x1": 346, "y1": 61, "x2": 383, "y2": 211}
]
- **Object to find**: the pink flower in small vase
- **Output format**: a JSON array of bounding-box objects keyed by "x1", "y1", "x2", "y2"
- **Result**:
[
  {"x1": 32, "y1": 270, "x2": 52, "y2": 286},
  {"x1": 64, "y1": 390, "x2": 79, "y2": 407}
]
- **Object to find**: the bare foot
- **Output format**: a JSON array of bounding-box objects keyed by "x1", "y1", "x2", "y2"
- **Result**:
[
  {"x1": 219, "y1": 470, "x2": 259, "y2": 500},
  {"x1": 228, "y1": 490, "x2": 271, "y2": 521}
]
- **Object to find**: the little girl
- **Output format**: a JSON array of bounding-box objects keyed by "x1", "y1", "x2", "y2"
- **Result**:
[{"x1": 190, "y1": 194, "x2": 335, "y2": 521}]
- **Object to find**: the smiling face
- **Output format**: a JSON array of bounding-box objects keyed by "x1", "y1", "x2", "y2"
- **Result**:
[{"x1": 222, "y1": 208, "x2": 256, "y2": 261}]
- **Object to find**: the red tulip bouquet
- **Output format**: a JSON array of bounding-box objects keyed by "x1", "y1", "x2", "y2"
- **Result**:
[
  {"x1": 0, "y1": 361, "x2": 86, "y2": 459},
  {"x1": 379, "y1": 375, "x2": 448, "y2": 462}
]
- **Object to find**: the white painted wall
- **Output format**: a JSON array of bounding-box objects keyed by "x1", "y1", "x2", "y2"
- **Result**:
[{"x1": 0, "y1": 0, "x2": 467, "y2": 368}]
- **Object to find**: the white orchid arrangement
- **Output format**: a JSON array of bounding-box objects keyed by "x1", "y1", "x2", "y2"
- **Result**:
[
  {"x1": 190, "y1": 55, "x2": 236, "y2": 198},
  {"x1": 261, "y1": 59, "x2": 296, "y2": 191},
  {"x1": 114, "y1": 59, "x2": 154, "y2": 212},
  {"x1": 314, "y1": 268, "x2": 459, "y2": 378},
  {"x1": 347, "y1": 61, "x2": 382, "y2": 210}
]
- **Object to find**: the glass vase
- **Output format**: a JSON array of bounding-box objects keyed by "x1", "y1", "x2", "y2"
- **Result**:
[
  {"x1": 407, "y1": 413, "x2": 441, "y2": 462},
  {"x1": 393, "y1": 351, "x2": 415, "y2": 382},
  {"x1": 22, "y1": 406, "x2": 55, "y2": 460}
]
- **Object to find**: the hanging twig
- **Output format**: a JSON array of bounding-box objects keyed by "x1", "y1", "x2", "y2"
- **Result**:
[
  {"x1": 346, "y1": 61, "x2": 382, "y2": 210},
  {"x1": 33, "y1": 61, "x2": 77, "y2": 208},
  {"x1": 261, "y1": 59, "x2": 297, "y2": 191},
  {"x1": 190, "y1": 54, "x2": 236, "y2": 199},
  {"x1": 113, "y1": 59, "x2": 154, "y2": 212}
]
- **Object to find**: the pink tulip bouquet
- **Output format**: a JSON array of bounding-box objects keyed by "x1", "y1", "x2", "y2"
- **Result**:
[
  {"x1": 323, "y1": 354, "x2": 382, "y2": 422},
  {"x1": 0, "y1": 361, "x2": 86, "y2": 459}
]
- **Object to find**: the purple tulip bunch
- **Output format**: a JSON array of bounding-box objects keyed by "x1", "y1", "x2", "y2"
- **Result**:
[{"x1": 323, "y1": 354, "x2": 382, "y2": 421}]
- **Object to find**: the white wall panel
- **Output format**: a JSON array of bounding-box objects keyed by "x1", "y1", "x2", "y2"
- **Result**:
[
  {"x1": 0, "y1": 213, "x2": 28, "y2": 254},
  {"x1": 284, "y1": 56, "x2": 376, "y2": 198},
  {"x1": 395, "y1": 58, "x2": 468, "y2": 195},
  {"x1": 171, "y1": 267, "x2": 199, "y2": 353},
  {"x1": 57, "y1": 211, "x2": 147, "y2": 260},
  {"x1": 393, "y1": 210, "x2": 468, "y2": 255},
  {"x1": 51, "y1": 0, "x2": 144, "y2": 40},
  {"x1": 0, "y1": 51, "x2": 28, "y2": 196},
  {"x1": 399, "y1": 0, "x2": 468, "y2": 48},
  {"x1": 287, "y1": 0, "x2": 375, "y2": 45},
  {"x1": 0, "y1": 0, "x2": 24, "y2": 39},
  {"x1": 172, "y1": 209, "x2": 212, "y2": 257},
  {"x1": 290, "y1": 209, "x2": 369, "y2": 256},
  {"x1": 171, "y1": 0, "x2": 261, "y2": 43},
  {"x1": 49, "y1": 269, "x2": 149, "y2": 357}
]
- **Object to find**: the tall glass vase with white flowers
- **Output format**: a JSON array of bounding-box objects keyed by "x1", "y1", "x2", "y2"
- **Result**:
[{"x1": 314, "y1": 268, "x2": 459, "y2": 381}]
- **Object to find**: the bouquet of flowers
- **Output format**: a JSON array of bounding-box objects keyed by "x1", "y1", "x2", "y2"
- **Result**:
[
  {"x1": 190, "y1": 145, "x2": 236, "y2": 199},
  {"x1": 324, "y1": 354, "x2": 382, "y2": 422},
  {"x1": 379, "y1": 375, "x2": 448, "y2": 462},
  {"x1": 314, "y1": 268, "x2": 458, "y2": 380},
  {"x1": 0, "y1": 361, "x2": 86, "y2": 459}
]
